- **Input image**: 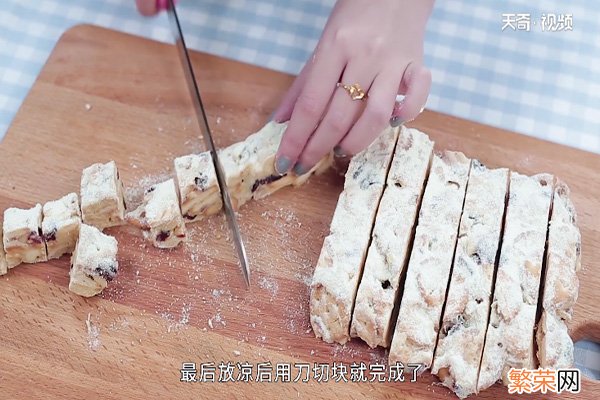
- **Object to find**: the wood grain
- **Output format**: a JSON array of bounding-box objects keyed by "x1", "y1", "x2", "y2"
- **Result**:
[{"x1": 0, "y1": 24, "x2": 597, "y2": 399}]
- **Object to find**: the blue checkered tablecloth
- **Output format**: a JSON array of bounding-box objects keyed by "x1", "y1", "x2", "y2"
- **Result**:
[{"x1": 0, "y1": 0, "x2": 599, "y2": 381}]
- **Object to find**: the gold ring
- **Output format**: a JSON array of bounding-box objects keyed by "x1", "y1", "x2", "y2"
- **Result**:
[{"x1": 336, "y1": 82, "x2": 368, "y2": 101}]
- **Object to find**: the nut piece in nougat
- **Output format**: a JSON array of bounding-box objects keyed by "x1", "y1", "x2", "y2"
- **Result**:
[
  {"x1": 69, "y1": 224, "x2": 118, "y2": 297},
  {"x1": 125, "y1": 179, "x2": 187, "y2": 248},
  {"x1": 42, "y1": 193, "x2": 82, "y2": 260},
  {"x1": 80, "y1": 161, "x2": 126, "y2": 230},
  {"x1": 3, "y1": 204, "x2": 47, "y2": 268},
  {"x1": 0, "y1": 225, "x2": 7, "y2": 275},
  {"x1": 174, "y1": 152, "x2": 221, "y2": 223}
]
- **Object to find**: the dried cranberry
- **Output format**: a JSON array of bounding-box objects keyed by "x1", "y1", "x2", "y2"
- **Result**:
[
  {"x1": 176, "y1": 233, "x2": 186, "y2": 238},
  {"x1": 43, "y1": 228, "x2": 57, "y2": 242},
  {"x1": 27, "y1": 231, "x2": 43, "y2": 245},
  {"x1": 156, "y1": 231, "x2": 170, "y2": 242},
  {"x1": 251, "y1": 174, "x2": 284, "y2": 192},
  {"x1": 95, "y1": 261, "x2": 117, "y2": 281}
]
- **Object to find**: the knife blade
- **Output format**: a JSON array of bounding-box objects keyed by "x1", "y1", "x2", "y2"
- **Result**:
[{"x1": 166, "y1": 0, "x2": 250, "y2": 287}]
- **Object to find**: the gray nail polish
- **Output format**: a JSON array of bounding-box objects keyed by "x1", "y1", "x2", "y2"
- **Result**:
[
  {"x1": 333, "y1": 145, "x2": 346, "y2": 157},
  {"x1": 390, "y1": 116, "x2": 404, "y2": 128},
  {"x1": 275, "y1": 156, "x2": 291, "y2": 175},
  {"x1": 293, "y1": 163, "x2": 310, "y2": 176}
]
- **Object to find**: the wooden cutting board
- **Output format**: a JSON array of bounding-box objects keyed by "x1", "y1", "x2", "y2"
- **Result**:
[{"x1": 0, "y1": 25, "x2": 597, "y2": 399}]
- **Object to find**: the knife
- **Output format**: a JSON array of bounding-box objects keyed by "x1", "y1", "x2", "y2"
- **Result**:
[{"x1": 166, "y1": 0, "x2": 250, "y2": 287}]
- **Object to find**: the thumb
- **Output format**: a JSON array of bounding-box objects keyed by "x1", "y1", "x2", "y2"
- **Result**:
[{"x1": 391, "y1": 63, "x2": 431, "y2": 124}]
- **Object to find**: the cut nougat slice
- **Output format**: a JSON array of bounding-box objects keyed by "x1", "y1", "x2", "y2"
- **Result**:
[
  {"x1": 350, "y1": 127, "x2": 433, "y2": 348},
  {"x1": 42, "y1": 193, "x2": 82, "y2": 260},
  {"x1": 69, "y1": 224, "x2": 118, "y2": 297},
  {"x1": 125, "y1": 179, "x2": 187, "y2": 248},
  {"x1": 173, "y1": 121, "x2": 333, "y2": 222},
  {"x1": 174, "y1": 152, "x2": 221, "y2": 223},
  {"x1": 431, "y1": 163, "x2": 509, "y2": 399},
  {"x1": 0, "y1": 224, "x2": 7, "y2": 275},
  {"x1": 536, "y1": 180, "x2": 581, "y2": 369},
  {"x1": 3, "y1": 204, "x2": 47, "y2": 268},
  {"x1": 80, "y1": 161, "x2": 126, "y2": 230},
  {"x1": 478, "y1": 173, "x2": 553, "y2": 390},
  {"x1": 389, "y1": 151, "x2": 471, "y2": 371},
  {"x1": 310, "y1": 126, "x2": 399, "y2": 345}
]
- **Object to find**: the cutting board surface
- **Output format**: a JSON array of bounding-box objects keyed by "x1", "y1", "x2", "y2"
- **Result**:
[{"x1": 0, "y1": 25, "x2": 598, "y2": 399}]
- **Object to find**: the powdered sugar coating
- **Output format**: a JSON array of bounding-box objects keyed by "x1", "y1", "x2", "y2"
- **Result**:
[
  {"x1": 69, "y1": 224, "x2": 119, "y2": 297},
  {"x1": 478, "y1": 173, "x2": 553, "y2": 390},
  {"x1": 389, "y1": 151, "x2": 471, "y2": 371},
  {"x1": 432, "y1": 162, "x2": 509, "y2": 398},
  {"x1": 42, "y1": 192, "x2": 82, "y2": 259},
  {"x1": 174, "y1": 153, "x2": 221, "y2": 223},
  {"x1": 174, "y1": 121, "x2": 332, "y2": 220},
  {"x1": 125, "y1": 179, "x2": 187, "y2": 249},
  {"x1": 3, "y1": 204, "x2": 47, "y2": 268},
  {"x1": 536, "y1": 180, "x2": 581, "y2": 369},
  {"x1": 80, "y1": 161, "x2": 126, "y2": 230},
  {"x1": 351, "y1": 127, "x2": 434, "y2": 348},
  {"x1": 310, "y1": 126, "x2": 399, "y2": 345}
]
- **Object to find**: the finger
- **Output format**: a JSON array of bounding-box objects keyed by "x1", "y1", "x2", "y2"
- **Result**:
[
  {"x1": 391, "y1": 63, "x2": 431, "y2": 124},
  {"x1": 274, "y1": 48, "x2": 345, "y2": 174},
  {"x1": 136, "y1": 0, "x2": 172, "y2": 16},
  {"x1": 336, "y1": 69, "x2": 402, "y2": 155},
  {"x1": 293, "y1": 66, "x2": 373, "y2": 175},
  {"x1": 271, "y1": 59, "x2": 312, "y2": 123},
  {"x1": 136, "y1": 0, "x2": 158, "y2": 15}
]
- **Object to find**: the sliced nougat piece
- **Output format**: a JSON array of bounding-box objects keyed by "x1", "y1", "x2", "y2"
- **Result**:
[
  {"x1": 174, "y1": 152, "x2": 221, "y2": 223},
  {"x1": 219, "y1": 121, "x2": 332, "y2": 203},
  {"x1": 0, "y1": 225, "x2": 7, "y2": 275},
  {"x1": 3, "y1": 204, "x2": 47, "y2": 268},
  {"x1": 80, "y1": 161, "x2": 126, "y2": 230},
  {"x1": 42, "y1": 193, "x2": 82, "y2": 260},
  {"x1": 431, "y1": 162, "x2": 509, "y2": 398},
  {"x1": 478, "y1": 173, "x2": 553, "y2": 390},
  {"x1": 174, "y1": 121, "x2": 333, "y2": 222},
  {"x1": 310, "y1": 126, "x2": 399, "y2": 345},
  {"x1": 389, "y1": 152, "x2": 471, "y2": 371},
  {"x1": 350, "y1": 127, "x2": 434, "y2": 348},
  {"x1": 69, "y1": 224, "x2": 118, "y2": 297},
  {"x1": 536, "y1": 180, "x2": 581, "y2": 369},
  {"x1": 125, "y1": 179, "x2": 187, "y2": 248}
]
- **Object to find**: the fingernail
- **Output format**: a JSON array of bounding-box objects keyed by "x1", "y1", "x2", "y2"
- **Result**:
[
  {"x1": 390, "y1": 116, "x2": 404, "y2": 128},
  {"x1": 275, "y1": 156, "x2": 291, "y2": 175},
  {"x1": 293, "y1": 163, "x2": 310, "y2": 176},
  {"x1": 156, "y1": 0, "x2": 172, "y2": 11},
  {"x1": 333, "y1": 145, "x2": 347, "y2": 157}
]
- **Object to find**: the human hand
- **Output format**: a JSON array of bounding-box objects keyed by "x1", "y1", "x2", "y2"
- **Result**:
[
  {"x1": 135, "y1": 0, "x2": 171, "y2": 16},
  {"x1": 273, "y1": 0, "x2": 434, "y2": 175}
]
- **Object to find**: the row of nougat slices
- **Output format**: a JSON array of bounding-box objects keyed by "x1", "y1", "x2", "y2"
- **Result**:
[
  {"x1": 308, "y1": 126, "x2": 581, "y2": 398},
  {"x1": 0, "y1": 160, "x2": 124, "y2": 296},
  {"x1": 125, "y1": 120, "x2": 333, "y2": 248},
  {"x1": 0, "y1": 121, "x2": 334, "y2": 296}
]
